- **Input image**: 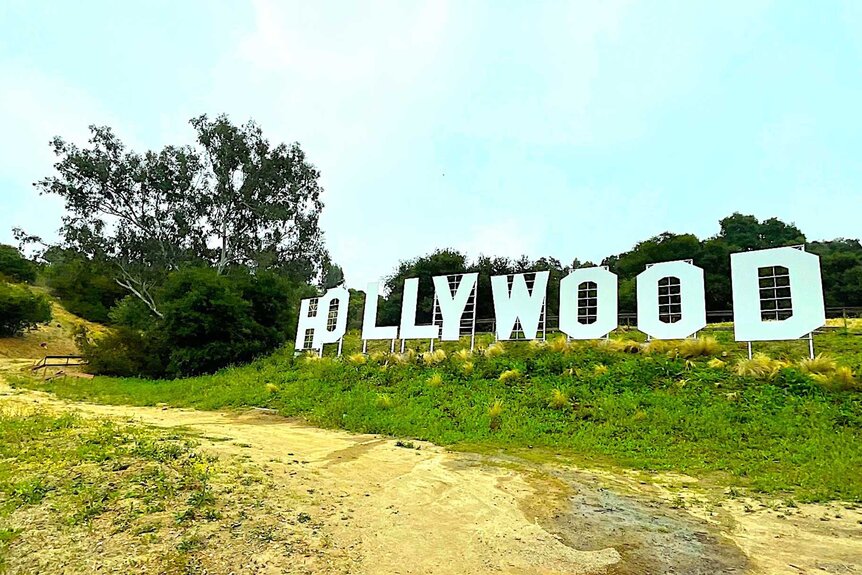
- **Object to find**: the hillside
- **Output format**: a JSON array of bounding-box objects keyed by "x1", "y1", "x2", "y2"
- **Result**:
[{"x1": 0, "y1": 290, "x2": 106, "y2": 361}]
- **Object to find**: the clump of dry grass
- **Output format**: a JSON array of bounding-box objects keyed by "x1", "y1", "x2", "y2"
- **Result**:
[
  {"x1": 677, "y1": 336, "x2": 722, "y2": 359},
  {"x1": 389, "y1": 349, "x2": 416, "y2": 366},
  {"x1": 548, "y1": 388, "x2": 569, "y2": 409},
  {"x1": 369, "y1": 351, "x2": 388, "y2": 363},
  {"x1": 734, "y1": 353, "x2": 782, "y2": 379},
  {"x1": 460, "y1": 361, "x2": 474, "y2": 376},
  {"x1": 427, "y1": 373, "x2": 444, "y2": 388},
  {"x1": 547, "y1": 336, "x2": 571, "y2": 353},
  {"x1": 498, "y1": 369, "x2": 521, "y2": 383},
  {"x1": 346, "y1": 353, "x2": 366, "y2": 365},
  {"x1": 488, "y1": 399, "x2": 504, "y2": 430},
  {"x1": 797, "y1": 354, "x2": 838, "y2": 376},
  {"x1": 528, "y1": 339, "x2": 547, "y2": 350},
  {"x1": 421, "y1": 349, "x2": 447, "y2": 366},
  {"x1": 375, "y1": 393, "x2": 393, "y2": 409},
  {"x1": 642, "y1": 340, "x2": 674, "y2": 354},
  {"x1": 484, "y1": 342, "x2": 506, "y2": 358},
  {"x1": 707, "y1": 358, "x2": 726, "y2": 369},
  {"x1": 601, "y1": 339, "x2": 641, "y2": 354},
  {"x1": 811, "y1": 366, "x2": 859, "y2": 392},
  {"x1": 453, "y1": 348, "x2": 472, "y2": 361}
]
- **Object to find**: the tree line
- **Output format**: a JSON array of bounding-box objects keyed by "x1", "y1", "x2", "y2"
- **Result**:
[{"x1": 353, "y1": 214, "x2": 862, "y2": 330}]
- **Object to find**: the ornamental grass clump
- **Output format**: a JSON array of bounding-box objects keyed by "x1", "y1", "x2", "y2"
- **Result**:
[
  {"x1": 375, "y1": 393, "x2": 393, "y2": 409},
  {"x1": 484, "y1": 342, "x2": 506, "y2": 358},
  {"x1": 498, "y1": 369, "x2": 521, "y2": 384},
  {"x1": 389, "y1": 349, "x2": 416, "y2": 366},
  {"x1": 548, "y1": 388, "x2": 569, "y2": 409},
  {"x1": 735, "y1": 353, "x2": 782, "y2": 379},
  {"x1": 421, "y1": 349, "x2": 447, "y2": 366},
  {"x1": 593, "y1": 364, "x2": 609, "y2": 376},
  {"x1": 427, "y1": 372, "x2": 444, "y2": 388},
  {"x1": 707, "y1": 358, "x2": 726, "y2": 369},
  {"x1": 810, "y1": 366, "x2": 859, "y2": 392},
  {"x1": 642, "y1": 339, "x2": 674, "y2": 354},
  {"x1": 797, "y1": 353, "x2": 838, "y2": 376},
  {"x1": 346, "y1": 352, "x2": 367, "y2": 365},
  {"x1": 460, "y1": 361, "x2": 474, "y2": 376},
  {"x1": 677, "y1": 336, "x2": 722, "y2": 358},
  {"x1": 453, "y1": 348, "x2": 472, "y2": 362},
  {"x1": 547, "y1": 336, "x2": 571, "y2": 353},
  {"x1": 602, "y1": 339, "x2": 641, "y2": 354},
  {"x1": 488, "y1": 399, "x2": 504, "y2": 430}
]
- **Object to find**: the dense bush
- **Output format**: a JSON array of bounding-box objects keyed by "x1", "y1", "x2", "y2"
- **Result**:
[
  {"x1": 74, "y1": 325, "x2": 167, "y2": 377},
  {"x1": 80, "y1": 267, "x2": 313, "y2": 378},
  {"x1": 0, "y1": 244, "x2": 37, "y2": 283},
  {"x1": 0, "y1": 283, "x2": 52, "y2": 336}
]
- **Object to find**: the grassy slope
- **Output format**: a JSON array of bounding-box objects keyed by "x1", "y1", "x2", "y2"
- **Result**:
[
  {"x1": 14, "y1": 327, "x2": 862, "y2": 503},
  {"x1": 0, "y1": 286, "x2": 106, "y2": 360}
]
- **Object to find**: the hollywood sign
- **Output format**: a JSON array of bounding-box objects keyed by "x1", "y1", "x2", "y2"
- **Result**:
[{"x1": 296, "y1": 246, "x2": 826, "y2": 352}]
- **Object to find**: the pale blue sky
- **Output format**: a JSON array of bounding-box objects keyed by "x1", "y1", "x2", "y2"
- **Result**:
[{"x1": 1, "y1": 0, "x2": 860, "y2": 286}]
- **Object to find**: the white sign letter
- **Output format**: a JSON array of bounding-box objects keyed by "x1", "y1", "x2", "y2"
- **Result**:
[
  {"x1": 400, "y1": 278, "x2": 440, "y2": 340},
  {"x1": 295, "y1": 287, "x2": 350, "y2": 351},
  {"x1": 637, "y1": 261, "x2": 706, "y2": 340},
  {"x1": 491, "y1": 271, "x2": 549, "y2": 340},
  {"x1": 559, "y1": 267, "x2": 618, "y2": 340},
  {"x1": 432, "y1": 273, "x2": 478, "y2": 341},
  {"x1": 731, "y1": 246, "x2": 825, "y2": 341},
  {"x1": 361, "y1": 282, "x2": 398, "y2": 341}
]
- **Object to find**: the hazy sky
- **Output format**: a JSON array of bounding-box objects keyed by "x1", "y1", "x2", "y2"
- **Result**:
[{"x1": 1, "y1": 0, "x2": 860, "y2": 286}]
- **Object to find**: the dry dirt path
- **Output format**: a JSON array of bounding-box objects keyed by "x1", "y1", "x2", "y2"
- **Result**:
[{"x1": 2, "y1": 375, "x2": 861, "y2": 575}]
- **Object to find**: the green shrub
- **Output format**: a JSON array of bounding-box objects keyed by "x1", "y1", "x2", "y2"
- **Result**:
[
  {"x1": 0, "y1": 244, "x2": 37, "y2": 283},
  {"x1": 108, "y1": 295, "x2": 157, "y2": 330},
  {"x1": 79, "y1": 267, "x2": 311, "y2": 378},
  {"x1": 75, "y1": 326, "x2": 167, "y2": 377},
  {"x1": 0, "y1": 282, "x2": 52, "y2": 336}
]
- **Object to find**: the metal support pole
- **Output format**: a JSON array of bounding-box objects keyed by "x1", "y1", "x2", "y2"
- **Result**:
[
  {"x1": 362, "y1": 339, "x2": 367, "y2": 354},
  {"x1": 747, "y1": 341, "x2": 752, "y2": 360},
  {"x1": 400, "y1": 339, "x2": 405, "y2": 353},
  {"x1": 430, "y1": 338, "x2": 434, "y2": 352},
  {"x1": 808, "y1": 332, "x2": 815, "y2": 359},
  {"x1": 337, "y1": 337, "x2": 343, "y2": 357},
  {"x1": 390, "y1": 339, "x2": 395, "y2": 353}
]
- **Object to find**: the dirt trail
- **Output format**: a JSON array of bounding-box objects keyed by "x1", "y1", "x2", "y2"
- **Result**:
[{"x1": 2, "y1": 377, "x2": 861, "y2": 575}]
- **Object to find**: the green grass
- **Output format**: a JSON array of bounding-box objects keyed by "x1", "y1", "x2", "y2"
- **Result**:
[
  {"x1": 12, "y1": 328, "x2": 862, "y2": 503},
  {"x1": 0, "y1": 405, "x2": 222, "y2": 572}
]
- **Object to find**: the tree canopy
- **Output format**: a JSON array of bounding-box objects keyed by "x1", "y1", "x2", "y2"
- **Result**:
[{"x1": 31, "y1": 115, "x2": 330, "y2": 317}]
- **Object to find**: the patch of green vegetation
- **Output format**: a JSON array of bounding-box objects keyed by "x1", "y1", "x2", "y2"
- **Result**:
[
  {"x1": 0, "y1": 404, "x2": 227, "y2": 571},
  {"x1": 13, "y1": 328, "x2": 862, "y2": 502}
]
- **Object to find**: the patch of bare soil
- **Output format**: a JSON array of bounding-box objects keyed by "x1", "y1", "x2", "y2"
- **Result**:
[{"x1": 2, "y1": 378, "x2": 860, "y2": 575}]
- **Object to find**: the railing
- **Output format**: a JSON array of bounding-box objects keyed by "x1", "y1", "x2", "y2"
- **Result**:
[{"x1": 32, "y1": 355, "x2": 87, "y2": 378}]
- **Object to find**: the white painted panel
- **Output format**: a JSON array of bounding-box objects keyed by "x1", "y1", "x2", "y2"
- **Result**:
[
  {"x1": 731, "y1": 246, "x2": 825, "y2": 341},
  {"x1": 559, "y1": 267, "x2": 618, "y2": 339}
]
